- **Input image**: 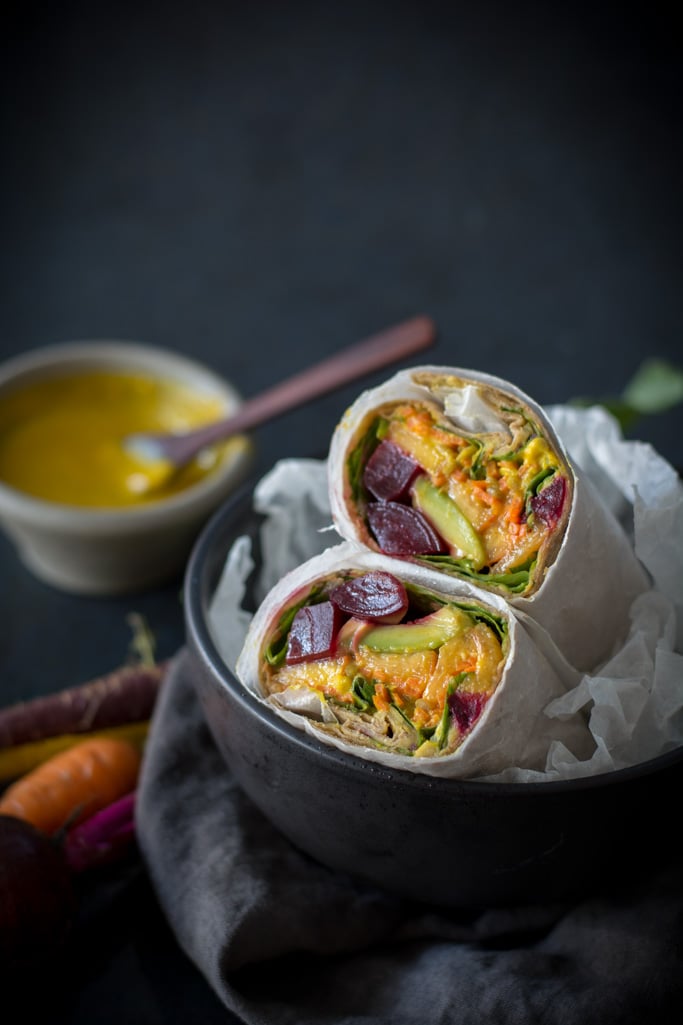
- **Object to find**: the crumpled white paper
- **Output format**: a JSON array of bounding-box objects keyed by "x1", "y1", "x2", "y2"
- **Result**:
[{"x1": 208, "y1": 408, "x2": 683, "y2": 781}]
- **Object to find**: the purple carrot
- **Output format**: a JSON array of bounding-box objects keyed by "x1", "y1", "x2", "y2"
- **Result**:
[
  {"x1": 63, "y1": 791, "x2": 137, "y2": 873},
  {"x1": 0, "y1": 662, "x2": 168, "y2": 749}
]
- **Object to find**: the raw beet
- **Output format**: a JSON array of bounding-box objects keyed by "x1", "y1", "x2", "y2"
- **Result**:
[
  {"x1": 367, "y1": 501, "x2": 447, "y2": 556},
  {"x1": 286, "y1": 601, "x2": 345, "y2": 664},
  {"x1": 363, "y1": 441, "x2": 420, "y2": 502},
  {"x1": 448, "y1": 691, "x2": 488, "y2": 735},
  {"x1": 0, "y1": 815, "x2": 75, "y2": 965},
  {"x1": 329, "y1": 571, "x2": 409, "y2": 623},
  {"x1": 530, "y1": 474, "x2": 567, "y2": 529}
]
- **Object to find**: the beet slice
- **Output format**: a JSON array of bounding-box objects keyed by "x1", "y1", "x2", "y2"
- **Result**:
[
  {"x1": 530, "y1": 474, "x2": 567, "y2": 529},
  {"x1": 363, "y1": 441, "x2": 421, "y2": 502},
  {"x1": 329, "y1": 571, "x2": 409, "y2": 623},
  {"x1": 367, "y1": 501, "x2": 447, "y2": 556},
  {"x1": 285, "y1": 601, "x2": 345, "y2": 664},
  {"x1": 448, "y1": 690, "x2": 488, "y2": 735}
]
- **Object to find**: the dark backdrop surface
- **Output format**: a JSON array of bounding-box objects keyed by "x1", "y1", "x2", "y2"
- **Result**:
[{"x1": 1, "y1": 3, "x2": 681, "y2": 1022}]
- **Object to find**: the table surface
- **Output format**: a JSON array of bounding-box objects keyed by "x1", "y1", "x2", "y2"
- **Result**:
[{"x1": 1, "y1": 3, "x2": 681, "y2": 1021}]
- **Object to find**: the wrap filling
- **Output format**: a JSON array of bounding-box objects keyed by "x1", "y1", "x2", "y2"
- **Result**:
[
  {"x1": 259, "y1": 569, "x2": 508, "y2": 758},
  {"x1": 345, "y1": 375, "x2": 571, "y2": 595}
]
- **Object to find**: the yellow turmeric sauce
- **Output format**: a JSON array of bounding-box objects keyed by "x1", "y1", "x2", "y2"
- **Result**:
[{"x1": 0, "y1": 370, "x2": 238, "y2": 507}]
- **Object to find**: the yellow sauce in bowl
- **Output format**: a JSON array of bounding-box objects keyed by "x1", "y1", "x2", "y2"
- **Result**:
[{"x1": 0, "y1": 370, "x2": 240, "y2": 507}]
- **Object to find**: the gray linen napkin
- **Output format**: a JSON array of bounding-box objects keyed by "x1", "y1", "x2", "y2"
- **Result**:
[{"x1": 137, "y1": 651, "x2": 683, "y2": 1025}]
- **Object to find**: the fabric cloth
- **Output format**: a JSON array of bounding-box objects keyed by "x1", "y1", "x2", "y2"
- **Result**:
[{"x1": 137, "y1": 651, "x2": 683, "y2": 1025}]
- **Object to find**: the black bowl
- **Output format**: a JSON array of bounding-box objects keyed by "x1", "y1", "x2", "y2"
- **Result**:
[{"x1": 184, "y1": 476, "x2": 683, "y2": 910}]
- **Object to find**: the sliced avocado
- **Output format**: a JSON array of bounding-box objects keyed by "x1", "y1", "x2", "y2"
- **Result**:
[
  {"x1": 412, "y1": 476, "x2": 487, "y2": 569},
  {"x1": 360, "y1": 604, "x2": 468, "y2": 653}
]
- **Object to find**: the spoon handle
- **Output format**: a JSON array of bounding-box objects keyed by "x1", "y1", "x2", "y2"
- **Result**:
[{"x1": 150, "y1": 314, "x2": 437, "y2": 465}]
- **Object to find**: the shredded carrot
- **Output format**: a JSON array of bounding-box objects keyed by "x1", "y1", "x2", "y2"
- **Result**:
[
  {"x1": 505, "y1": 495, "x2": 528, "y2": 536},
  {"x1": 405, "y1": 411, "x2": 432, "y2": 437},
  {"x1": 469, "y1": 481, "x2": 503, "y2": 512},
  {"x1": 504, "y1": 496, "x2": 525, "y2": 525},
  {"x1": 399, "y1": 403, "x2": 463, "y2": 448},
  {"x1": 0, "y1": 735, "x2": 142, "y2": 834},
  {"x1": 431, "y1": 426, "x2": 463, "y2": 449},
  {"x1": 372, "y1": 683, "x2": 391, "y2": 713},
  {"x1": 399, "y1": 677, "x2": 426, "y2": 700}
]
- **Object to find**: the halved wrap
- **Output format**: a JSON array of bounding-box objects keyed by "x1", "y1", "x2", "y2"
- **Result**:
[
  {"x1": 234, "y1": 543, "x2": 593, "y2": 778},
  {"x1": 327, "y1": 366, "x2": 650, "y2": 671}
]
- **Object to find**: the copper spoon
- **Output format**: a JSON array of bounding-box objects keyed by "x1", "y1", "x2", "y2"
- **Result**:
[{"x1": 124, "y1": 314, "x2": 437, "y2": 471}]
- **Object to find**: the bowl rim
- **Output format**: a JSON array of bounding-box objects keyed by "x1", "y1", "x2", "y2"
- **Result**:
[
  {"x1": 184, "y1": 475, "x2": 683, "y2": 796},
  {"x1": 0, "y1": 339, "x2": 254, "y2": 528}
]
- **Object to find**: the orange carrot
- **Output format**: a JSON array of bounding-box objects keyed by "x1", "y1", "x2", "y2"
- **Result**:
[
  {"x1": 372, "y1": 683, "x2": 391, "y2": 713},
  {"x1": 0, "y1": 720, "x2": 149, "y2": 784},
  {"x1": 0, "y1": 736, "x2": 142, "y2": 835},
  {"x1": 400, "y1": 677, "x2": 425, "y2": 700},
  {"x1": 404, "y1": 409, "x2": 433, "y2": 436},
  {"x1": 469, "y1": 480, "x2": 501, "y2": 506},
  {"x1": 504, "y1": 495, "x2": 525, "y2": 525}
]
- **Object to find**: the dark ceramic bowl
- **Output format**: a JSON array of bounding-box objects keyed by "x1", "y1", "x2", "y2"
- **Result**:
[{"x1": 184, "y1": 475, "x2": 683, "y2": 910}]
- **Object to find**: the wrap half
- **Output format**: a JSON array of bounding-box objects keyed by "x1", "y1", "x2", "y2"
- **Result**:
[
  {"x1": 327, "y1": 366, "x2": 650, "y2": 671},
  {"x1": 234, "y1": 543, "x2": 593, "y2": 778}
]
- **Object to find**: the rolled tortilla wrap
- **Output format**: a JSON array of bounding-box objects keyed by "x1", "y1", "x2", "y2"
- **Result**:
[
  {"x1": 234, "y1": 543, "x2": 593, "y2": 779},
  {"x1": 327, "y1": 366, "x2": 650, "y2": 671}
]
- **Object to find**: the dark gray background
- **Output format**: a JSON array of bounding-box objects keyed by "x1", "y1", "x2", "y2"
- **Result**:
[{"x1": 1, "y1": 2, "x2": 681, "y2": 1021}]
